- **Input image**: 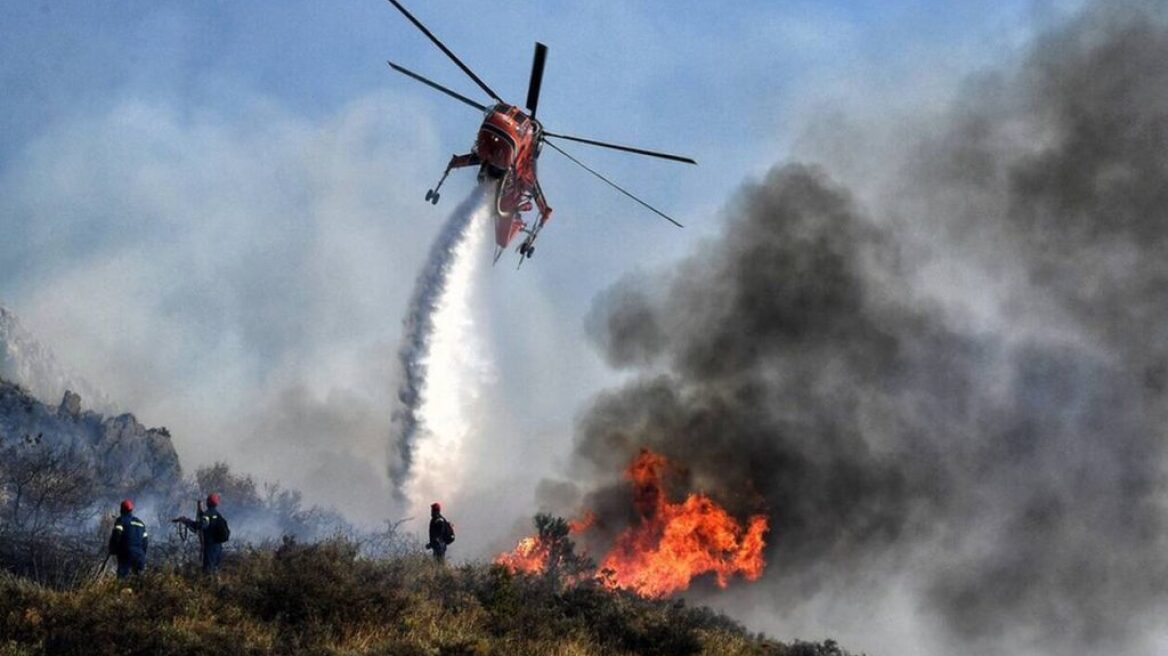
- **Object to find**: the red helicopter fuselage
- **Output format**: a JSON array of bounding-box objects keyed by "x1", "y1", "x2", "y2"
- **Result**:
[
  {"x1": 430, "y1": 102, "x2": 552, "y2": 259},
  {"x1": 474, "y1": 103, "x2": 539, "y2": 177},
  {"x1": 472, "y1": 104, "x2": 550, "y2": 252}
]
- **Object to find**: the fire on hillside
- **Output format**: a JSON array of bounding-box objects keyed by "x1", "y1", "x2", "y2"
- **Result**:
[{"x1": 496, "y1": 449, "x2": 769, "y2": 598}]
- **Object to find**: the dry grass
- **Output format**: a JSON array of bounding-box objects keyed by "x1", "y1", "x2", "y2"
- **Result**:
[{"x1": 0, "y1": 538, "x2": 856, "y2": 656}]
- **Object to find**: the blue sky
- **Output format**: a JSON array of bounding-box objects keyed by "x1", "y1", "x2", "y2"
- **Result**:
[
  {"x1": 0, "y1": 0, "x2": 1070, "y2": 542},
  {"x1": 3, "y1": 0, "x2": 1045, "y2": 206}
]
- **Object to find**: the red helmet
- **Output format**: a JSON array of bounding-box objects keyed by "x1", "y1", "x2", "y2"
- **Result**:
[
  {"x1": 207, "y1": 493, "x2": 221, "y2": 507},
  {"x1": 120, "y1": 499, "x2": 134, "y2": 513},
  {"x1": 431, "y1": 502, "x2": 441, "y2": 513}
]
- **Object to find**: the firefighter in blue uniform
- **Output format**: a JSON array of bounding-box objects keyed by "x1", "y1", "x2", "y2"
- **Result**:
[
  {"x1": 108, "y1": 498, "x2": 148, "y2": 578},
  {"x1": 176, "y1": 493, "x2": 230, "y2": 573},
  {"x1": 426, "y1": 501, "x2": 455, "y2": 563}
]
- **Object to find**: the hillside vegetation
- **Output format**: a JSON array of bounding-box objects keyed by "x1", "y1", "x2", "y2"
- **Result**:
[
  {"x1": 0, "y1": 373, "x2": 858, "y2": 655},
  {"x1": 0, "y1": 537, "x2": 855, "y2": 656}
]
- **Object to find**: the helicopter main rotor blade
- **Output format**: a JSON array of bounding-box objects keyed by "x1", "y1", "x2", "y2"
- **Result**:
[
  {"x1": 525, "y1": 42, "x2": 548, "y2": 118},
  {"x1": 542, "y1": 131, "x2": 696, "y2": 165},
  {"x1": 386, "y1": 0, "x2": 503, "y2": 103},
  {"x1": 544, "y1": 138, "x2": 684, "y2": 228},
  {"x1": 386, "y1": 61, "x2": 487, "y2": 111}
]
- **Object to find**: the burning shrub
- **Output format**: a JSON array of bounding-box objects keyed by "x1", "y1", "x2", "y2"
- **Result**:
[
  {"x1": 497, "y1": 449, "x2": 769, "y2": 598},
  {"x1": 598, "y1": 449, "x2": 768, "y2": 597},
  {"x1": 494, "y1": 513, "x2": 595, "y2": 587}
]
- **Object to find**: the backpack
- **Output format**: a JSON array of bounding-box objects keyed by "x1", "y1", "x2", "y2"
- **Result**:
[
  {"x1": 208, "y1": 513, "x2": 231, "y2": 544},
  {"x1": 441, "y1": 518, "x2": 455, "y2": 545}
]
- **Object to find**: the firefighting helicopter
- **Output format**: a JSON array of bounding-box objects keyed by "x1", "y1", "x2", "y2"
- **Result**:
[{"x1": 385, "y1": 0, "x2": 696, "y2": 265}]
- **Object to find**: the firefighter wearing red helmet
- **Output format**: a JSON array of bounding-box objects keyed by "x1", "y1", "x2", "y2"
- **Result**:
[
  {"x1": 108, "y1": 498, "x2": 148, "y2": 578},
  {"x1": 426, "y1": 502, "x2": 455, "y2": 563},
  {"x1": 173, "y1": 493, "x2": 231, "y2": 573}
]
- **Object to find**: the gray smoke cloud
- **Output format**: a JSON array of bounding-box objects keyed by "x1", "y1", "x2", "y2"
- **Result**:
[
  {"x1": 0, "y1": 92, "x2": 450, "y2": 525},
  {"x1": 388, "y1": 184, "x2": 488, "y2": 493},
  {"x1": 565, "y1": 3, "x2": 1168, "y2": 654}
]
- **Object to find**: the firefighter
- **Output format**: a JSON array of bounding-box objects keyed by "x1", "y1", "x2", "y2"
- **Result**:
[
  {"x1": 174, "y1": 493, "x2": 231, "y2": 573},
  {"x1": 108, "y1": 498, "x2": 148, "y2": 578},
  {"x1": 426, "y1": 501, "x2": 455, "y2": 563}
]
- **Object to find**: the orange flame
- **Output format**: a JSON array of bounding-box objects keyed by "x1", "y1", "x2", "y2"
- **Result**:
[
  {"x1": 494, "y1": 535, "x2": 547, "y2": 574},
  {"x1": 494, "y1": 449, "x2": 769, "y2": 598},
  {"x1": 598, "y1": 449, "x2": 768, "y2": 598},
  {"x1": 494, "y1": 511, "x2": 595, "y2": 575},
  {"x1": 568, "y1": 511, "x2": 596, "y2": 533}
]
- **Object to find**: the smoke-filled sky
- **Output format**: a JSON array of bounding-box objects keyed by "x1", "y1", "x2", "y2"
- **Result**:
[
  {"x1": 563, "y1": 2, "x2": 1168, "y2": 655},
  {"x1": 7, "y1": 1, "x2": 1166, "y2": 654}
]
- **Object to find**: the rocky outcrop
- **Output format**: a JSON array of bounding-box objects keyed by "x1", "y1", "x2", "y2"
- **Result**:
[
  {"x1": 58, "y1": 390, "x2": 82, "y2": 418},
  {"x1": 0, "y1": 379, "x2": 181, "y2": 498}
]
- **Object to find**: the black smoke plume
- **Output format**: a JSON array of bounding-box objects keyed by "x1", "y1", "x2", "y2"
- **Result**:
[
  {"x1": 388, "y1": 185, "x2": 487, "y2": 495},
  {"x1": 567, "y1": 3, "x2": 1168, "y2": 652}
]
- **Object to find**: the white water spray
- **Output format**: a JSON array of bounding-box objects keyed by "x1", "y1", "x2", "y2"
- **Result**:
[
  {"x1": 389, "y1": 184, "x2": 496, "y2": 507},
  {"x1": 404, "y1": 216, "x2": 493, "y2": 507}
]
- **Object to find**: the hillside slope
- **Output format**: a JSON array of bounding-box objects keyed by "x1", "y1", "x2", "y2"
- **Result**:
[{"x1": 0, "y1": 540, "x2": 857, "y2": 656}]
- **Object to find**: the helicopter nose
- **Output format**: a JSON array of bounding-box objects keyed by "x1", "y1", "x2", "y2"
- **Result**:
[{"x1": 476, "y1": 132, "x2": 514, "y2": 169}]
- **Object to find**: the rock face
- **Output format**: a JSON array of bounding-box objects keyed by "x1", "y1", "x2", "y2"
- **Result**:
[
  {"x1": 0, "y1": 304, "x2": 114, "y2": 413},
  {"x1": 0, "y1": 379, "x2": 181, "y2": 498},
  {"x1": 59, "y1": 390, "x2": 82, "y2": 418}
]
